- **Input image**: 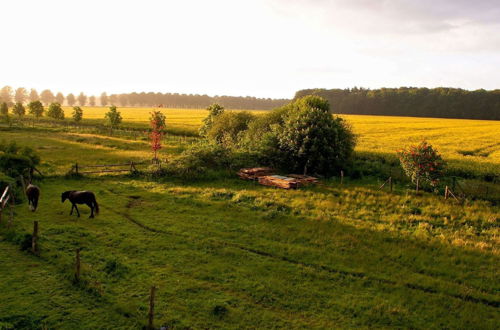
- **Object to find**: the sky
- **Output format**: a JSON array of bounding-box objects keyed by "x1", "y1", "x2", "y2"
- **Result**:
[{"x1": 1, "y1": 0, "x2": 499, "y2": 99}]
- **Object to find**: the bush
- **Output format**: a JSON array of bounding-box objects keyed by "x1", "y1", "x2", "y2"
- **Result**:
[
  {"x1": 199, "y1": 103, "x2": 224, "y2": 136},
  {"x1": 207, "y1": 111, "x2": 255, "y2": 147},
  {"x1": 275, "y1": 96, "x2": 356, "y2": 176},
  {"x1": 397, "y1": 141, "x2": 446, "y2": 188}
]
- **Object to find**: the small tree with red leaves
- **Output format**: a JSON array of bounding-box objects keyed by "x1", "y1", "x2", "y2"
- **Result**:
[
  {"x1": 149, "y1": 111, "x2": 166, "y2": 162},
  {"x1": 397, "y1": 141, "x2": 446, "y2": 188}
]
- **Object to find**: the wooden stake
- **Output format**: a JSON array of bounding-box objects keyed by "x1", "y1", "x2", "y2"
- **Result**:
[
  {"x1": 340, "y1": 170, "x2": 344, "y2": 185},
  {"x1": 416, "y1": 178, "x2": 419, "y2": 193},
  {"x1": 148, "y1": 286, "x2": 156, "y2": 330},
  {"x1": 75, "y1": 163, "x2": 79, "y2": 175},
  {"x1": 75, "y1": 248, "x2": 81, "y2": 282},
  {"x1": 32, "y1": 221, "x2": 39, "y2": 255},
  {"x1": 389, "y1": 177, "x2": 393, "y2": 192},
  {"x1": 445, "y1": 186, "x2": 449, "y2": 199},
  {"x1": 8, "y1": 190, "x2": 14, "y2": 228}
]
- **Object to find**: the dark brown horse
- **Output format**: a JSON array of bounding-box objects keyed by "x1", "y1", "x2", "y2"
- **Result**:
[
  {"x1": 26, "y1": 184, "x2": 40, "y2": 212},
  {"x1": 61, "y1": 191, "x2": 99, "y2": 218}
]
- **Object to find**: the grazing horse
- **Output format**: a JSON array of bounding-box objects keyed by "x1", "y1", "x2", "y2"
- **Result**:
[
  {"x1": 26, "y1": 183, "x2": 40, "y2": 211},
  {"x1": 61, "y1": 191, "x2": 99, "y2": 218}
]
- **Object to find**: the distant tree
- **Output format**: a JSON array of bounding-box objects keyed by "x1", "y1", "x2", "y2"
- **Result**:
[
  {"x1": 29, "y1": 89, "x2": 39, "y2": 102},
  {"x1": 0, "y1": 102, "x2": 8, "y2": 116},
  {"x1": 149, "y1": 111, "x2": 166, "y2": 161},
  {"x1": 27, "y1": 100, "x2": 44, "y2": 118},
  {"x1": 12, "y1": 102, "x2": 26, "y2": 117},
  {"x1": 14, "y1": 87, "x2": 28, "y2": 104},
  {"x1": 109, "y1": 94, "x2": 118, "y2": 105},
  {"x1": 0, "y1": 86, "x2": 13, "y2": 106},
  {"x1": 199, "y1": 103, "x2": 224, "y2": 136},
  {"x1": 66, "y1": 93, "x2": 76, "y2": 106},
  {"x1": 46, "y1": 103, "x2": 65, "y2": 120},
  {"x1": 55, "y1": 92, "x2": 65, "y2": 105},
  {"x1": 398, "y1": 141, "x2": 446, "y2": 189},
  {"x1": 72, "y1": 106, "x2": 83, "y2": 122},
  {"x1": 77, "y1": 92, "x2": 87, "y2": 106},
  {"x1": 100, "y1": 92, "x2": 108, "y2": 106},
  {"x1": 40, "y1": 89, "x2": 55, "y2": 105},
  {"x1": 118, "y1": 94, "x2": 128, "y2": 107},
  {"x1": 105, "y1": 105, "x2": 122, "y2": 132},
  {"x1": 88, "y1": 95, "x2": 96, "y2": 106}
]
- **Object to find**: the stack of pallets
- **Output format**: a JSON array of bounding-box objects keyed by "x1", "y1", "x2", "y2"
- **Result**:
[
  {"x1": 258, "y1": 175, "x2": 300, "y2": 189},
  {"x1": 287, "y1": 174, "x2": 319, "y2": 186},
  {"x1": 237, "y1": 167, "x2": 273, "y2": 180}
]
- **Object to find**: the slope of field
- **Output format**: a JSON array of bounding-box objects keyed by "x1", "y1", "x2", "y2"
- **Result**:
[{"x1": 0, "y1": 124, "x2": 499, "y2": 328}]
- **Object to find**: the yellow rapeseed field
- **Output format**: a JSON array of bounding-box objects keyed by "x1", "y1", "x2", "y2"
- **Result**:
[{"x1": 64, "y1": 106, "x2": 500, "y2": 175}]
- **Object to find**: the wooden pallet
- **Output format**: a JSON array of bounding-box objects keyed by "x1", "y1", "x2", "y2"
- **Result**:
[
  {"x1": 287, "y1": 174, "x2": 319, "y2": 186},
  {"x1": 237, "y1": 167, "x2": 273, "y2": 180},
  {"x1": 258, "y1": 175, "x2": 300, "y2": 189}
]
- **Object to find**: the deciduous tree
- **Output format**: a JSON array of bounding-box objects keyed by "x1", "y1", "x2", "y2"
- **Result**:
[
  {"x1": 47, "y1": 103, "x2": 65, "y2": 120},
  {"x1": 0, "y1": 86, "x2": 13, "y2": 105},
  {"x1": 66, "y1": 93, "x2": 76, "y2": 106},
  {"x1": 55, "y1": 92, "x2": 65, "y2": 105},
  {"x1": 77, "y1": 92, "x2": 87, "y2": 106},
  {"x1": 40, "y1": 89, "x2": 55, "y2": 105},
  {"x1": 100, "y1": 92, "x2": 108, "y2": 106},
  {"x1": 105, "y1": 105, "x2": 122, "y2": 132},
  {"x1": 12, "y1": 102, "x2": 26, "y2": 117},
  {"x1": 149, "y1": 110, "x2": 166, "y2": 161},
  {"x1": 27, "y1": 100, "x2": 44, "y2": 118},
  {"x1": 88, "y1": 95, "x2": 96, "y2": 106},
  {"x1": 29, "y1": 89, "x2": 39, "y2": 102},
  {"x1": 72, "y1": 106, "x2": 83, "y2": 122},
  {"x1": 14, "y1": 87, "x2": 28, "y2": 104}
]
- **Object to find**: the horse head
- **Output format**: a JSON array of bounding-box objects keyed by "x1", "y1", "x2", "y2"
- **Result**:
[{"x1": 61, "y1": 191, "x2": 71, "y2": 203}]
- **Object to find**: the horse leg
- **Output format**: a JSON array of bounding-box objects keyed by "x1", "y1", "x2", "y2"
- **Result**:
[
  {"x1": 75, "y1": 204, "x2": 81, "y2": 218},
  {"x1": 70, "y1": 204, "x2": 74, "y2": 215},
  {"x1": 87, "y1": 203, "x2": 94, "y2": 218}
]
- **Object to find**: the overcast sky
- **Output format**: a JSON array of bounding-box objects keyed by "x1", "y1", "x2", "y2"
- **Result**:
[{"x1": 2, "y1": 0, "x2": 499, "y2": 98}]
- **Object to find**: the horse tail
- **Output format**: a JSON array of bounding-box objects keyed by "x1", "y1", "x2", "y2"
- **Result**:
[{"x1": 93, "y1": 196, "x2": 99, "y2": 215}]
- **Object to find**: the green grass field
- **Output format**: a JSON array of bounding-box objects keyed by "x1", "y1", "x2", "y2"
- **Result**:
[{"x1": 0, "y1": 109, "x2": 499, "y2": 329}]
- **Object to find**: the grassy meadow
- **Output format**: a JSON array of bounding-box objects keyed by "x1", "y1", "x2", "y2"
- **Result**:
[{"x1": 0, "y1": 107, "x2": 499, "y2": 329}]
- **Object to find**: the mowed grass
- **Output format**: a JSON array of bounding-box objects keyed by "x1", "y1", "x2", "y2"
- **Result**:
[
  {"x1": 61, "y1": 107, "x2": 500, "y2": 177},
  {"x1": 0, "y1": 123, "x2": 499, "y2": 328}
]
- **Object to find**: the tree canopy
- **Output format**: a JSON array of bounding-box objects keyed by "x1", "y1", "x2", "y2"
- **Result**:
[{"x1": 295, "y1": 87, "x2": 500, "y2": 120}]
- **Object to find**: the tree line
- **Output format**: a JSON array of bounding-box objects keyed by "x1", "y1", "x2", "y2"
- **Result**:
[
  {"x1": 0, "y1": 86, "x2": 289, "y2": 110},
  {"x1": 294, "y1": 87, "x2": 500, "y2": 120}
]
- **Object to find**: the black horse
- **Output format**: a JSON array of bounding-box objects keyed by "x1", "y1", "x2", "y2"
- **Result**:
[
  {"x1": 26, "y1": 184, "x2": 40, "y2": 212},
  {"x1": 61, "y1": 191, "x2": 99, "y2": 218}
]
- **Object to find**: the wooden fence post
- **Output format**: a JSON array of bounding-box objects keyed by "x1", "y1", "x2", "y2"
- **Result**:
[
  {"x1": 416, "y1": 178, "x2": 419, "y2": 193},
  {"x1": 8, "y1": 187, "x2": 14, "y2": 228},
  {"x1": 445, "y1": 186, "x2": 449, "y2": 199},
  {"x1": 340, "y1": 170, "x2": 344, "y2": 185},
  {"x1": 75, "y1": 163, "x2": 79, "y2": 175},
  {"x1": 148, "y1": 286, "x2": 156, "y2": 330},
  {"x1": 389, "y1": 177, "x2": 393, "y2": 192},
  {"x1": 75, "y1": 248, "x2": 81, "y2": 282},
  {"x1": 32, "y1": 221, "x2": 39, "y2": 255}
]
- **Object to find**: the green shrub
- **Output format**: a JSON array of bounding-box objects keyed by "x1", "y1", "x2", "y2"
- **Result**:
[
  {"x1": 397, "y1": 141, "x2": 446, "y2": 188},
  {"x1": 275, "y1": 96, "x2": 356, "y2": 175},
  {"x1": 199, "y1": 103, "x2": 224, "y2": 136},
  {"x1": 207, "y1": 111, "x2": 255, "y2": 147}
]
